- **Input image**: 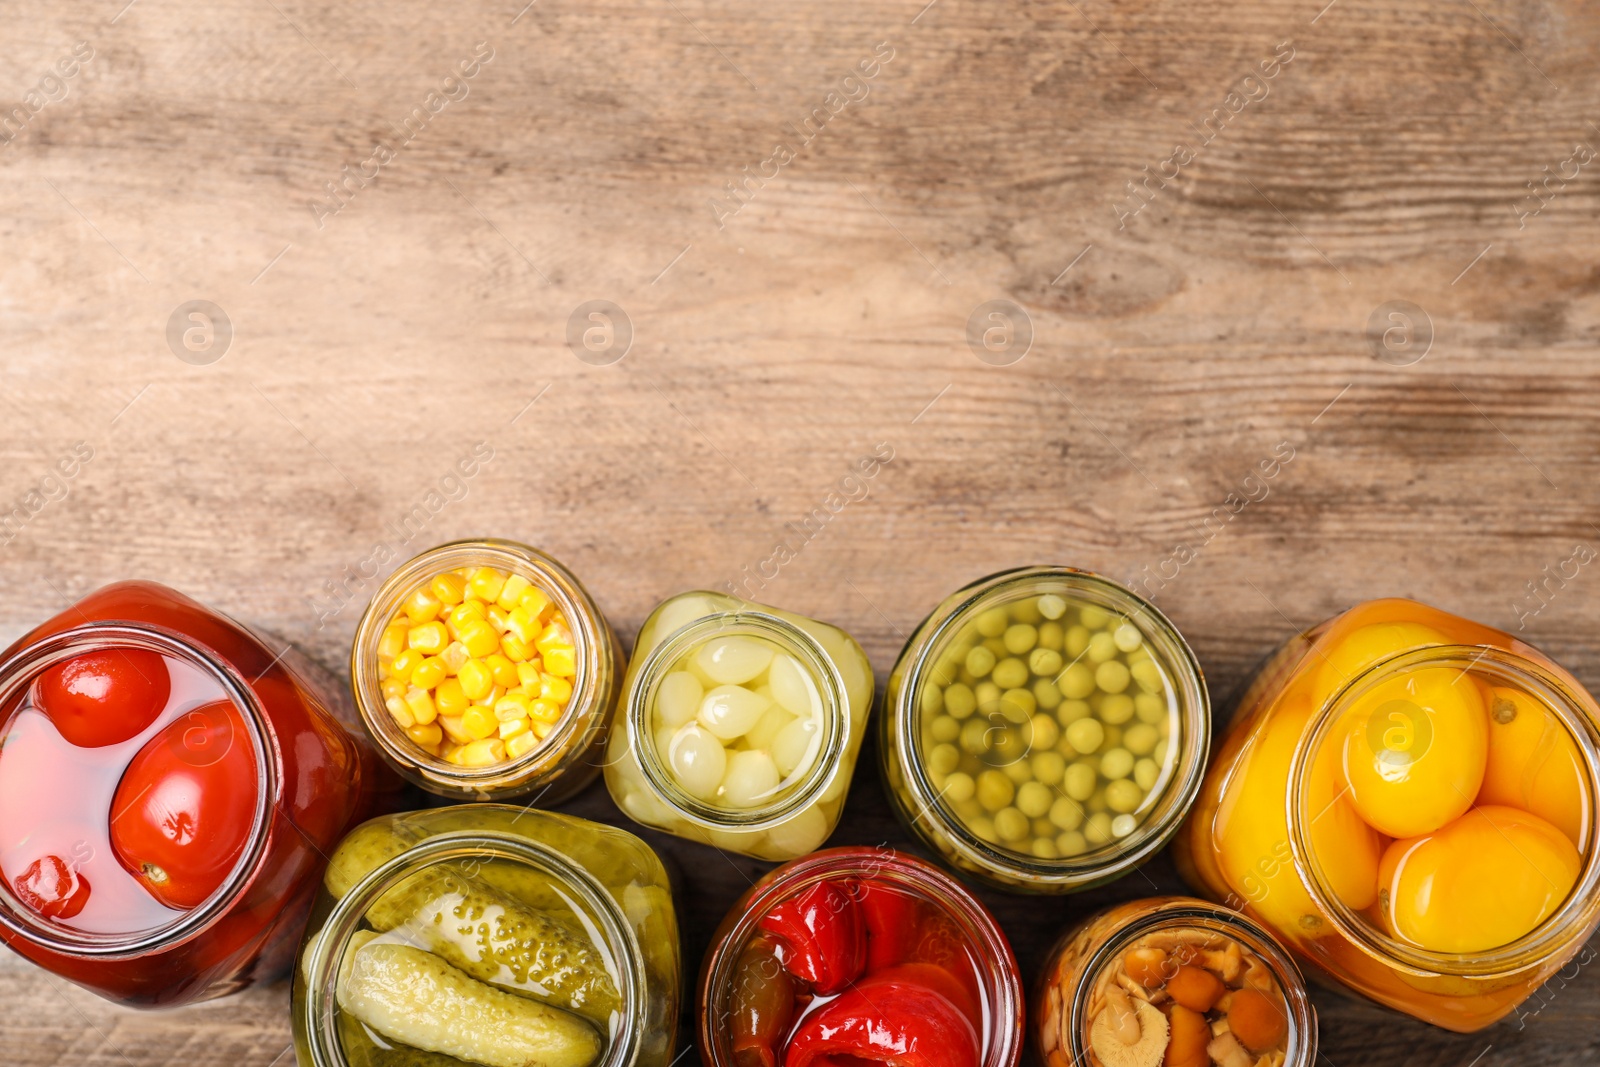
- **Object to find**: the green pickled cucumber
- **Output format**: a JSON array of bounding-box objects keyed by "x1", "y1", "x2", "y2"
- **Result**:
[
  {"x1": 338, "y1": 942, "x2": 602, "y2": 1067},
  {"x1": 324, "y1": 823, "x2": 622, "y2": 1021}
]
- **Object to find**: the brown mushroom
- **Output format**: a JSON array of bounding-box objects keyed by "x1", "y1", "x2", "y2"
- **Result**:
[{"x1": 1089, "y1": 997, "x2": 1169, "y2": 1067}]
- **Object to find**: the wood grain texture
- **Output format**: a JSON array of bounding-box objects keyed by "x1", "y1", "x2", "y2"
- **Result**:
[{"x1": 2, "y1": 0, "x2": 1599, "y2": 1062}]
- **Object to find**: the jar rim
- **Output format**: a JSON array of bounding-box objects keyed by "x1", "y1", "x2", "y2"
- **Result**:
[
  {"x1": 1290, "y1": 643, "x2": 1600, "y2": 977},
  {"x1": 1063, "y1": 899, "x2": 1317, "y2": 1067},
  {"x1": 697, "y1": 845, "x2": 1024, "y2": 1067},
  {"x1": 350, "y1": 538, "x2": 615, "y2": 799},
  {"x1": 0, "y1": 621, "x2": 277, "y2": 957},
  {"x1": 624, "y1": 600, "x2": 848, "y2": 831},
  {"x1": 890, "y1": 566, "x2": 1211, "y2": 890},
  {"x1": 299, "y1": 826, "x2": 649, "y2": 1067}
]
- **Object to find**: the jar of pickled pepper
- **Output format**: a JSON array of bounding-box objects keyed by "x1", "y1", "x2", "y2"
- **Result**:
[
  {"x1": 1174, "y1": 597, "x2": 1600, "y2": 1031},
  {"x1": 350, "y1": 539, "x2": 624, "y2": 802},
  {"x1": 293, "y1": 805, "x2": 680, "y2": 1067},
  {"x1": 603, "y1": 591, "x2": 873, "y2": 861},
  {"x1": 881, "y1": 567, "x2": 1210, "y2": 892}
]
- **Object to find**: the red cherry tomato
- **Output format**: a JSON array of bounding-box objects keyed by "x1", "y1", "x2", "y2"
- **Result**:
[
  {"x1": 109, "y1": 700, "x2": 259, "y2": 910},
  {"x1": 12, "y1": 855, "x2": 91, "y2": 920},
  {"x1": 35, "y1": 648, "x2": 171, "y2": 748}
]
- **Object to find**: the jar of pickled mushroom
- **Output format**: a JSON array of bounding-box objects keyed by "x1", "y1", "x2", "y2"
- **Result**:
[
  {"x1": 1037, "y1": 897, "x2": 1315, "y2": 1067},
  {"x1": 602, "y1": 592, "x2": 873, "y2": 861},
  {"x1": 1174, "y1": 597, "x2": 1600, "y2": 1031},
  {"x1": 698, "y1": 846, "x2": 1024, "y2": 1067},
  {"x1": 293, "y1": 805, "x2": 680, "y2": 1067},
  {"x1": 880, "y1": 567, "x2": 1210, "y2": 892},
  {"x1": 351, "y1": 538, "x2": 623, "y2": 801},
  {"x1": 0, "y1": 580, "x2": 395, "y2": 1006}
]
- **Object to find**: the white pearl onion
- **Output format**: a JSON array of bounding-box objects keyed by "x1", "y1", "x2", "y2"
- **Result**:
[
  {"x1": 695, "y1": 636, "x2": 775, "y2": 686},
  {"x1": 667, "y1": 723, "x2": 725, "y2": 799},
  {"x1": 771, "y1": 715, "x2": 820, "y2": 777},
  {"x1": 745, "y1": 703, "x2": 795, "y2": 750},
  {"x1": 768, "y1": 653, "x2": 819, "y2": 716},
  {"x1": 655, "y1": 671, "x2": 703, "y2": 729},
  {"x1": 766, "y1": 805, "x2": 829, "y2": 854},
  {"x1": 698, "y1": 685, "x2": 771, "y2": 740},
  {"x1": 720, "y1": 748, "x2": 781, "y2": 807}
]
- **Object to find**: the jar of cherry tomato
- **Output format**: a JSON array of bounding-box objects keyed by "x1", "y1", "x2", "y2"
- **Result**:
[
  {"x1": 1174, "y1": 598, "x2": 1600, "y2": 1031},
  {"x1": 0, "y1": 580, "x2": 394, "y2": 1006},
  {"x1": 1036, "y1": 897, "x2": 1315, "y2": 1067},
  {"x1": 698, "y1": 846, "x2": 1024, "y2": 1067},
  {"x1": 350, "y1": 538, "x2": 624, "y2": 801},
  {"x1": 603, "y1": 591, "x2": 873, "y2": 860},
  {"x1": 881, "y1": 567, "x2": 1210, "y2": 892},
  {"x1": 292, "y1": 805, "x2": 679, "y2": 1067}
]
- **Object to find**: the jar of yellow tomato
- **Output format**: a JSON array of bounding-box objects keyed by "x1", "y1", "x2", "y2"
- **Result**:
[{"x1": 1174, "y1": 598, "x2": 1600, "y2": 1031}]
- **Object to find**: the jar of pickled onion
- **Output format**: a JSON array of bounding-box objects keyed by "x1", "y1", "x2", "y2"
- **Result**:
[
  {"x1": 602, "y1": 592, "x2": 873, "y2": 861},
  {"x1": 1174, "y1": 597, "x2": 1600, "y2": 1031},
  {"x1": 698, "y1": 846, "x2": 1024, "y2": 1067}
]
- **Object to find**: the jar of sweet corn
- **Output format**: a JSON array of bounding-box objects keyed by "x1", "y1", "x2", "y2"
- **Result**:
[
  {"x1": 602, "y1": 592, "x2": 873, "y2": 861},
  {"x1": 1174, "y1": 598, "x2": 1600, "y2": 1032},
  {"x1": 351, "y1": 539, "x2": 623, "y2": 801},
  {"x1": 1037, "y1": 896, "x2": 1315, "y2": 1067},
  {"x1": 880, "y1": 567, "x2": 1210, "y2": 892}
]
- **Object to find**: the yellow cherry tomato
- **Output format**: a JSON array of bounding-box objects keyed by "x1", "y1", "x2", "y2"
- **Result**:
[
  {"x1": 1478, "y1": 686, "x2": 1589, "y2": 848},
  {"x1": 1340, "y1": 666, "x2": 1487, "y2": 838},
  {"x1": 1305, "y1": 735, "x2": 1385, "y2": 911},
  {"x1": 1314, "y1": 621, "x2": 1449, "y2": 701},
  {"x1": 1377, "y1": 805, "x2": 1580, "y2": 953}
]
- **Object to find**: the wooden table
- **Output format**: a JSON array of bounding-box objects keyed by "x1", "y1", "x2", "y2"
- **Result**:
[{"x1": 3, "y1": 0, "x2": 1599, "y2": 1062}]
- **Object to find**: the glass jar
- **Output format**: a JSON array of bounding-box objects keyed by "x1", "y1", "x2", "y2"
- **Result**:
[
  {"x1": 0, "y1": 580, "x2": 395, "y2": 1007},
  {"x1": 602, "y1": 591, "x2": 872, "y2": 861},
  {"x1": 1036, "y1": 896, "x2": 1315, "y2": 1067},
  {"x1": 351, "y1": 538, "x2": 623, "y2": 802},
  {"x1": 698, "y1": 846, "x2": 1023, "y2": 1067},
  {"x1": 292, "y1": 805, "x2": 679, "y2": 1067},
  {"x1": 881, "y1": 567, "x2": 1210, "y2": 892},
  {"x1": 1174, "y1": 597, "x2": 1600, "y2": 1031}
]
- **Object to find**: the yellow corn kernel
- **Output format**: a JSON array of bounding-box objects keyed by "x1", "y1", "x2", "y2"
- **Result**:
[
  {"x1": 528, "y1": 698, "x2": 563, "y2": 725},
  {"x1": 385, "y1": 695, "x2": 416, "y2": 729},
  {"x1": 486, "y1": 653, "x2": 519, "y2": 690},
  {"x1": 518, "y1": 587, "x2": 554, "y2": 622},
  {"x1": 453, "y1": 738, "x2": 507, "y2": 767},
  {"x1": 499, "y1": 717, "x2": 531, "y2": 741},
  {"x1": 389, "y1": 648, "x2": 423, "y2": 683},
  {"x1": 505, "y1": 606, "x2": 540, "y2": 645},
  {"x1": 506, "y1": 732, "x2": 540, "y2": 759},
  {"x1": 468, "y1": 567, "x2": 507, "y2": 604},
  {"x1": 378, "y1": 623, "x2": 410, "y2": 659},
  {"x1": 532, "y1": 719, "x2": 554, "y2": 740},
  {"x1": 380, "y1": 677, "x2": 408, "y2": 701},
  {"x1": 486, "y1": 604, "x2": 512, "y2": 634},
  {"x1": 408, "y1": 621, "x2": 449, "y2": 655},
  {"x1": 462, "y1": 705, "x2": 498, "y2": 740},
  {"x1": 435, "y1": 677, "x2": 469, "y2": 716},
  {"x1": 405, "y1": 688, "x2": 438, "y2": 725},
  {"x1": 438, "y1": 714, "x2": 473, "y2": 744},
  {"x1": 440, "y1": 641, "x2": 470, "y2": 674},
  {"x1": 497, "y1": 574, "x2": 532, "y2": 610},
  {"x1": 516, "y1": 662, "x2": 542, "y2": 688},
  {"x1": 458, "y1": 659, "x2": 494, "y2": 701},
  {"x1": 500, "y1": 633, "x2": 534, "y2": 662},
  {"x1": 476, "y1": 685, "x2": 505, "y2": 708},
  {"x1": 460, "y1": 619, "x2": 500, "y2": 659},
  {"x1": 406, "y1": 722, "x2": 443, "y2": 748},
  {"x1": 404, "y1": 586, "x2": 443, "y2": 623},
  {"x1": 535, "y1": 623, "x2": 571, "y2": 655},
  {"x1": 411, "y1": 656, "x2": 447, "y2": 691},
  {"x1": 447, "y1": 601, "x2": 487, "y2": 635},
  {"x1": 431, "y1": 572, "x2": 468, "y2": 606},
  {"x1": 542, "y1": 646, "x2": 576, "y2": 678},
  {"x1": 494, "y1": 692, "x2": 533, "y2": 722},
  {"x1": 539, "y1": 674, "x2": 573, "y2": 705},
  {"x1": 551, "y1": 611, "x2": 568, "y2": 627}
]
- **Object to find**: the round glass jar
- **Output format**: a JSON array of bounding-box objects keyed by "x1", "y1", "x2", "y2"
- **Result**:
[
  {"x1": 351, "y1": 538, "x2": 623, "y2": 802},
  {"x1": 1037, "y1": 897, "x2": 1315, "y2": 1067},
  {"x1": 881, "y1": 566, "x2": 1210, "y2": 892},
  {"x1": 602, "y1": 591, "x2": 872, "y2": 861},
  {"x1": 1175, "y1": 597, "x2": 1600, "y2": 1031},
  {"x1": 0, "y1": 580, "x2": 394, "y2": 1007},
  {"x1": 293, "y1": 805, "x2": 679, "y2": 1067},
  {"x1": 698, "y1": 846, "x2": 1024, "y2": 1067}
]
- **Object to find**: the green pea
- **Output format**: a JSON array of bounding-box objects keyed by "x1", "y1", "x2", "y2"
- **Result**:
[
  {"x1": 920, "y1": 682, "x2": 944, "y2": 715},
  {"x1": 1033, "y1": 677, "x2": 1063, "y2": 710},
  {"x1": 1029, "y1": 713, "x2": 1060, "y2": 751},
  {"x1": 1059, "y1": 663, "x2": 1096, "y2": 700},
  {"x1": 1056, "y1": 699, "x2": 1091, "y2": 725},
  {"x1": 1010, "y1": 598, "x2": 1041, "y2": 624},
  {"x1": 992, "y1": 658, "x2": 1029, "y2": 690},
  {"x1": 1124, "y1": 723, "x2": 1158, "y2": 755},
  {"x1": 975, "y1": 608, "x2": 1009, "y2": 638},
  {"x1": 1028, "y1": 648, "x2": 1063, "y2": 677},
  {"x1": 1030, "y1": 837, "x2": 1059, "y2": 860},
  {"x1": 1133, "y1": 692, "x2": 1166, "y2": 723},
  {"x1": 1037, "y1": 594, "x2": 1067, "y2": 620},
  {"x1": 1033, "y1": 816, "x2": 1055, "y2": 837},
  {"x1": 959, "y1": 718, "x2": 990, "y2": 755},
  {"x1": 1131, "y1": 659, "x2": 1164, "y2": 694},
  {"x1": 1095, "y1": 660, "x2": 1131, "y2": 694},
  {"x1": 994, "y1": 806, "x2": 1030, "y2": 842},
  {"x1": 1087, "y1": 788, "x2": 1107, "y2": 814},
  {"x1": 965, "y1": 646, "x2": 996, "y2": 678},
  {"x1": 991, "y1": 730, "x2": 1027, "y2": 764},
  {"x1": 974, "y1": 680, "x2": 1002, "y2": 710},
  {"x1": 976, "y1": 769, "x2": 1015, "y2": 811},
  {"x1": 953, "y1": 796, "x2": 982, "y2": 821},
  {"x1": 1084, "y1": 812, "x2": 1113, "y2": 845},
  {"x1": 1080, "y1": 605, "x2": 1111, "y2": 629},
  {"x1": 1049, "y1": 795, "x2": 1084, "y2": 831},
  {"x1": 1134, "y1": 758, "x2": 1160, "y2": 791},
  {"x1": 1154, "y1": 738, "x2": 1170, "y2": 764},
  {"x1": 929, "y1": 743, "x2": 961, "y2": 775},
  {"x1": 945, "y1": 771, "x2": 976, "y2": 802},
  {"x1": 1099, "y1": 747, "x2": 1134, "y2": 779},
  {"x1": 1002, "y1": 756, "x2": 1032, "y2": 784},
  {"x1": 1087, "y1": 631, "x2": 1118, "y2": 664},
  {"x1": 1030, "y1": 750, "x2": 1066, "y2": 786},
  {"x1": 1003, "y1": 624, "x2": 1038, "y2": 656},
  {"x1": 930, "y1": 714, "x2": 960, "y2": 744},
  {"x1": 1064, "y1": 625, "x2": 1090, "y2": 658},
  {"x1": 944, "y1": 683, "x2": 977, "y2": 719},
  {"x1": 1037, "y1": 621, "x2": 1064, "y2": 650},
  {"x1": 1063, "y1": 761, "x2": 1096, "y2": 801},
  {"x1": 1113, "y1": 622, "x2": 1143, "y2": 652},
  {"x1": 1058, "y1": 830, "x2": 1088, "y2": 856},
  {"x1": 1099, "y1": 693, "x2": 1134, "y2": 725},
  {"x1": 1015, "y1": 780, "x2": 1051, "y2": 818},
  {"x1": 969, "y1": 816, "x2": 999, "y2": 843},
  {"x1": 1065, "y1": 717, "x2": 1104, "y2": 754},
  {"x1": 1111, "y1": 813, "x2": 1139, "y2": 838},
  {"x1": 1001, "y1": 688, "x2": 1036, "y2": 722},
  {"x1": 1102, "y1": 724, "x2": 1124, "y2": 750}
]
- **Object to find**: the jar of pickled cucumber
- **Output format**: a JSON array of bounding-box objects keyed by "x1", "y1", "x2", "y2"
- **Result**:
[
  {"x1": 1174, "y1": 598, "x2": 1600, "y2": 1031},
  {"x1": 881, "y1": 567, "x2": 1210, "y2": 892},
  {"x1": 292, "y1": 805, "x2": 680, "y2": 1067},
  {"x1": 1037, "y1": 897, "x2": 1315, "y2": 1067},
  {"x1": 351, "y1": 539, "x2": 624, "y2": 802},
  {"x1": 602, "y1": 592, "x2": 873, "y2": 861}
]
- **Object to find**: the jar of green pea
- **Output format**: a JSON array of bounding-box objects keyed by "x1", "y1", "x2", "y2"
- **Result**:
[{"x1": 879, "y1": 567, "x2": 1210, "y2": 892}]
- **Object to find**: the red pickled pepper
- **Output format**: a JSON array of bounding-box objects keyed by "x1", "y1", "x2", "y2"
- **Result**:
[
  {"x1": 758, "y1": 880, "x2": 866, "y2": 995},
  {"x1": 782, "y1": 970, "x2": 980, "y2": 1067}
]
